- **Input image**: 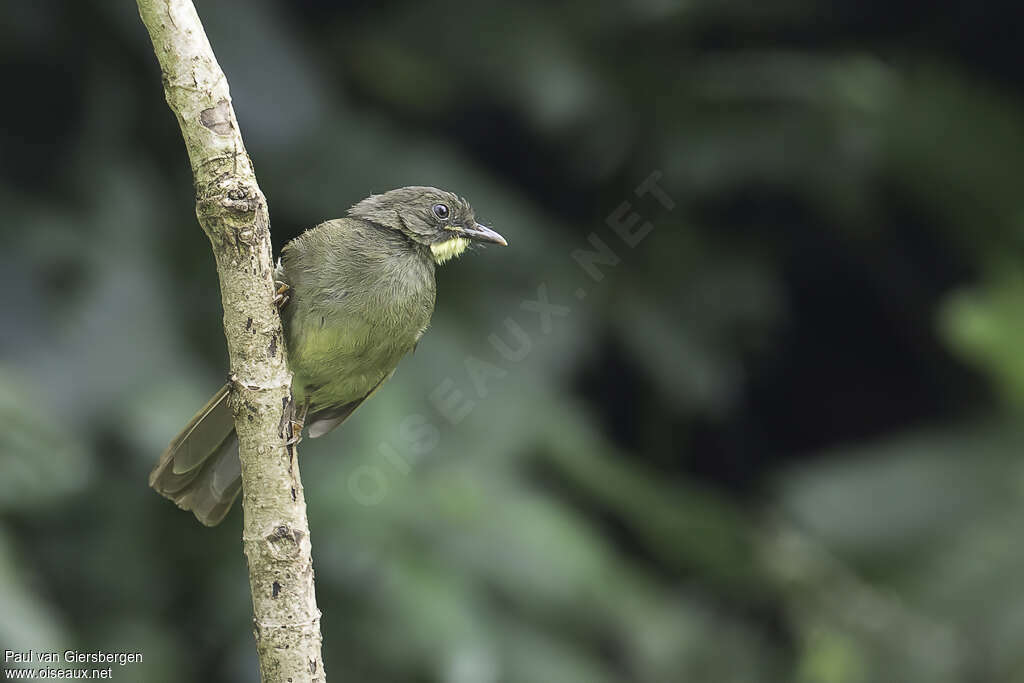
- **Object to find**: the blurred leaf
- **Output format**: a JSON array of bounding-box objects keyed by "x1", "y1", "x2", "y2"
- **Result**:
[
  {"x1": 0, "y1": 367, "x2": 91, "y2": 510},
  {"x1": 941, "y1": 268, "x2": 1024, "y2": 406}
]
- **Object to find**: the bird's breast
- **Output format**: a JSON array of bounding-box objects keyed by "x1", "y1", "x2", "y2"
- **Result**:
[{"x1": 284, "y1": 264, "x2": 435, "y2": 409}]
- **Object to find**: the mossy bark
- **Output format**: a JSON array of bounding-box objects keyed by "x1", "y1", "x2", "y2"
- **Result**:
[{"x1": 136, "y1": 1, "x2": 325, "y2": 680}]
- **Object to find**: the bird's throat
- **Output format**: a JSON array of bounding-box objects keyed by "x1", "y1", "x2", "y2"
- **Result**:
[{"x1": 430, "y1": 237, "x2": 470, "y2": 264}]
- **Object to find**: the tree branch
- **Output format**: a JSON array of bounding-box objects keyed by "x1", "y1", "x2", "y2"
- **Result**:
[{"x1": 136, "y1": 1, "x2": 325, "y2": 680}]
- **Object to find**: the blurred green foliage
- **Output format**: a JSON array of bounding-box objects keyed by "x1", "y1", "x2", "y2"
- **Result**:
[{"x1": 3, "y1": 1, "x2": 1024, "y2": 681}]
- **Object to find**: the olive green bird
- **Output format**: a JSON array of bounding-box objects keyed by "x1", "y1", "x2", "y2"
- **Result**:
[{"x1": 150, "y1": 187, "x2": 507, "y2": 525}]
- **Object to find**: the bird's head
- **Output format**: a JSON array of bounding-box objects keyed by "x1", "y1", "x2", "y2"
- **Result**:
[{"x1": 348, "y1": 186, "x2": 507, "y2": 264}]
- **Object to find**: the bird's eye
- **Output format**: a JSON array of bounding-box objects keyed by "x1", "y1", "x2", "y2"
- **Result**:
[{"x1": 432, "y1": 203, "x2": 450, "y2": 220}]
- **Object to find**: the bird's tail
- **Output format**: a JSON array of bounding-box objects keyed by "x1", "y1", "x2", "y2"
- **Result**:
[{"x1": 149, "y1": 384, "x2": 242, "y2": 526}]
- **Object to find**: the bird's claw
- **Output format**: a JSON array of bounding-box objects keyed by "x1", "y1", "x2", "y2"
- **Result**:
[
  {"x1": 273, "y1": 281, "x2": 291, "y2": 310},
  {"x1": 282, "y1": 395, "x2": 309, "y2": 448}
]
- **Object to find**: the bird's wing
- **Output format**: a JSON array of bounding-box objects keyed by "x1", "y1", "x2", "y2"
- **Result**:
[{"x1": 306, "y1": 370, "x2": 395, "y2": 438}]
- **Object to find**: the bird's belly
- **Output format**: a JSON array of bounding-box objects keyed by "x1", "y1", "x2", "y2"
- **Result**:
[{"x1": 287, "y1": 310, "x2": 426, "y2": 409}]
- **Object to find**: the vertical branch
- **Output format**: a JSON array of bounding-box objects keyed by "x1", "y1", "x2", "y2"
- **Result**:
[{"x1": 136, "y1": 1, "x2": 325, "y2": 680}]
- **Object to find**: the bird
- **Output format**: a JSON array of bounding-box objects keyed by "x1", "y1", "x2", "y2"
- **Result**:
[{"x1": 149, "y1": 186, "x2": 507, "y2": 525}]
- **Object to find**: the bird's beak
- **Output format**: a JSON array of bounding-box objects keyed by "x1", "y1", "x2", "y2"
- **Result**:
[{"x1": 460, "y1": 222, "x2": 508, "y2": 246}]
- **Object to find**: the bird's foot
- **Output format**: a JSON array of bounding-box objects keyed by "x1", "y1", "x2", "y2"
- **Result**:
[
  {"x1": 283, "y1": 395, "x2": 309, "y2": 447},
  {"x1": 273, "y1": 280, "x2": 291, "y2": 310}
]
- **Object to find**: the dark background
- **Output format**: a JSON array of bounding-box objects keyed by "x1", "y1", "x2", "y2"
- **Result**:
[{"x1": 3, "y1": 1, "x2": 1024, "y2": 681}]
